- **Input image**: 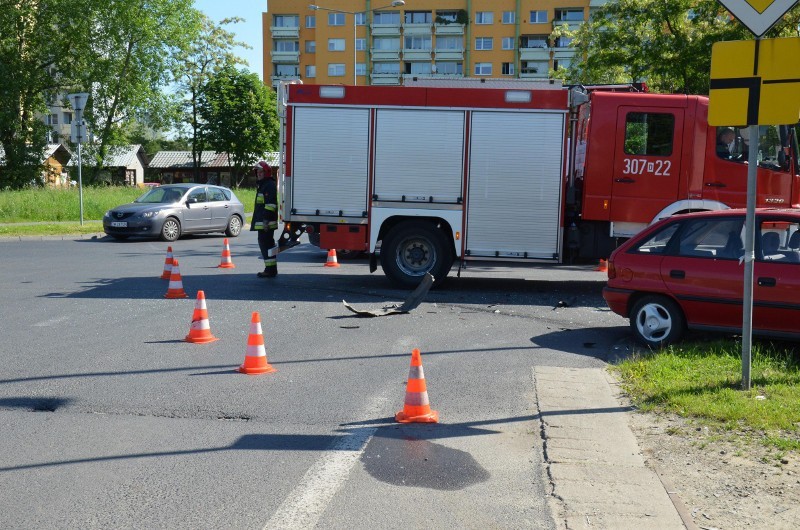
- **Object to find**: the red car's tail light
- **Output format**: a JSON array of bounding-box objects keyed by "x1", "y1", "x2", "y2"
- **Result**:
[{"x1": 607, "y1": 261, "x2": 616, "y2": 279}]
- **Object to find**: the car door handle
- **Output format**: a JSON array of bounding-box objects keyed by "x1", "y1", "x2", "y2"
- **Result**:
[
  {"x1": 670, "y1": 270, "x2": 685, "y2": 279},
  {"x1": 705, "y1": 182, "x2": 727, "y2": 188},
  {"x1": 758, "y1": 277, "x2": 776, "y2": 287},
  {"x1": 615, "y1": 177, "x2": 635, "y2": 183}
]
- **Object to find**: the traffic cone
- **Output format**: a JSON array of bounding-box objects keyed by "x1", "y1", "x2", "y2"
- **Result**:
[
  {"x1": 160, "y1": 246, "x2": 174, "y2": 279},
  {"x1": 164, "y1": 258, "x2": 189, "y2": 299},
  {"x1": 184, "y1": 290, "x2": 218, "y2": 344},
  {"x1": 238, "y1": 312, "x2": 276, "y2": 375},
  {"x1": 217, "y1": 238, "x2": 236, "y2": 269},
  {"x1": 324, "y1": 248, "x2": 341, "y2": 268},
  {"x1": 395, "y1": 348, "x2": 439, "y2": 423},
  {"x1": 595, "y1": 259, "x2": 608, "y2": 272}
]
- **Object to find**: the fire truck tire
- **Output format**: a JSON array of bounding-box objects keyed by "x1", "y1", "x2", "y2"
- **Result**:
[{"x1": 380, "y1": 221, "x2": 453, "y2": 289}]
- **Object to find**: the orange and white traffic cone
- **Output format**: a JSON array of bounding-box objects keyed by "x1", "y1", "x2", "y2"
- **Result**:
[
  {"x1": 164, "y1": 258, "x2": 189, "y2": 299},
  {"x1": 184, "y1": 290, "x2": 218, "y2": 344},
  {"x1": 595, "y1": 259, "x2": 608, "y2": 272},
  {"x1": 160, "y1": 246, "x2": 174, "y2": 279},
  {"x1": 238, "y1": 312, "x2": 276, "y2": 375},
  {"x1": 217, "y1": 238, "x2": 236, "y2": 269},
  {"x1": 395, "y1": 348, "x2": 439, "y2": 423},
  {"x1": 324, "y1": 248, "x2": 340, "y2": 268}
]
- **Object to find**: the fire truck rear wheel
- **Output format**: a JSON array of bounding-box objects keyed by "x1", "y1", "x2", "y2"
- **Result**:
[{"x1": 380, "y1": 221, "x2": 453, "y2": 289}]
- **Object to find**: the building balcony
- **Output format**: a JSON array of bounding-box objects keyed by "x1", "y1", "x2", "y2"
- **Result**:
[
  {"x1": 519, "y1": 48, "x2": 551, "y2": 62},
  {"x1": 402, "y1": 23, "x2": 432, "y2": 35},
  {"x1": 370, "y1": 73, "x2": 401, "y2": 85},
  {"x1": 270, "y1": 50, "x2": 300, "y2": 64},
  {"x1": 552, "y1": 49, "x2": 576, "y2": 60},
  {"x1": 270, "y1": 26, "x2": 300, "y2": 39},
  {"x1": 371, "y1": 49, "x2": 401, "y2": 61},
  {"x1": 403, "y1": 49, "x2": 432, "y2": 61},
  {"x1": 371, "y1": 24, "x2": 401, "y2": 36},
  {"x1": 433, "y1": 49, "x2": 464, "y2": 61},
  {"x1": 552, "y1": 21, "x2": 583, "y2": 31},
  {"x1": 434, "y1": 23, "x2": 464, "y2": 35},
  {"x1": 270, "y1": 75, "x2": 301, "y2": 88},
  {"x1": 589, "y1": 0, "x2": 612, "y2": 6},
  {"x1": 427, "y1": 73, "x2": 464, "y2": 79},
  {"x1": 520, "y1": 70, "x2": 549, "y2": 79}
]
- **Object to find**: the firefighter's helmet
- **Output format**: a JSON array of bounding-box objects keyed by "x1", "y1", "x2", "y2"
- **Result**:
[{"x1": 255, "y1": 160, "x2": 272, "y2": 177}]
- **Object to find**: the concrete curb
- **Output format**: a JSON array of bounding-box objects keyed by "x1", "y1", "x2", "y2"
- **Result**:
[{"x1": 534, "y1": 366, "x2": 693, "y2": 529}]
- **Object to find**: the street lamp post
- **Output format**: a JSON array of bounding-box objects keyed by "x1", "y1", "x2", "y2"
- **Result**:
[{"x1": 309, "y1": 1, "x2": 405, "y2": 86}]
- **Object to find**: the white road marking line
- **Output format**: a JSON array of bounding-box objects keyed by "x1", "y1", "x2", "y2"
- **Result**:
[
  {"x1": 265, "y1": 396, "x2": 388, "y2": 529},
  {"x1": 32, "y1": 316, "x2": 69, "y2": 327}
]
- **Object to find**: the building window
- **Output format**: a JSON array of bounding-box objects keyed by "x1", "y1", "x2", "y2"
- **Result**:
[
  {"x1": 373, "y1": 11, "x2": 400, "y2": 25},
  {"x1": 502, "y1": 11, "x2": 515, "y2": 24},
  {"x1": 305, "y1": 65, "x2": 316, "y2": 78},
  {"x1": 405, "y1": 11, "x2": 432, "y2": 24},
  {"x1": 436, "y1": 62, "x2": 463, "y2": 75},
  {"x1": 274, "y1": 40, "x2": 299, "y2": 52},
  {"x1": 305, "y1": 15, "x2": 316, "y2": 28},
  {"x1": 356, "y1": 38, "x2": 366, "y2": 51},
  {"x1": 63, "y1": 112, "x2": 72, "y2": 124},
  {"x1": 275, "y1": 64, "x2": 299, "y2": 77},
  {"x1": 405, "y1": 35, "x2": 432, "y2": 51},
  {"x1": 274, "y1": 15, "x2": 299, "y2": 28},
  {"x1": 51, "y1": 113, "x2": 59, "y2": 125},
  {"x1": 305, "y1": 40, "x2": 316, "y2": 53},
  {"x1": 373, "y1": 62, "x2": 400, "y2": 74},
  {"x1": 530, "y1": 10, "x2": 548, "y2": 23},
  {"x1": 328, "y1": 38, "x2": 345, "y2": 52},
  {"x1": 475, "y1": 12, "x2": 493, "y2": 24},
  {"x1": 554, "y1": 36, "x2": 573, "y2": 48},
  {"x1": 405, "y1": 62, "x2": 432, "y2": 75},
  {"x1": 355, "y1": 12, "x2": 366, "y2": 25},
  {"x1": 502, "y1": 37, "x2": 514, "y2": 50},
  {"x1": 436, "y1": 36, "x2": 461, "y2": 50},
  {"x1": 520, "y1": 35, "x2": 549, "y2": 48},
  {"x1": 373, "y1": 37, "x2": 400, "y2": 50},
  {"x1": 553, "y1": 59, "x2": 571, "y2": 71},
  {"x1": 436, "y1": 11, "x2": 458, "y2": 23},
  {"x1": 328, "y1": 13, "x2": 345, "y2": 26},
  {"x1": 521, "y1": 61, "x2": 547, "y2": 74},
  {"x1": 356, "y1": 63, "x2": 367, "y2": 76},
  {"x1": 555, "y1": 9, "x2": 584, "y2": 22},
  {"x1": 474, "y1": 62, "x2": 492, "y2": 76},
  {"x1": 475, "y1": 37, "x2": 493, "y2": 50},
  {"x1": 502, "y1": 62, "x2": 515, "y2": 75},
  {"x1": 328, "y1": 63, "x2": 346, "y2": 76}
]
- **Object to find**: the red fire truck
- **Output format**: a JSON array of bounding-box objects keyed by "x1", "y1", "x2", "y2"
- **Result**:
[{"x1": 275, "y1": 81, "x2": 799, "y2": 287}]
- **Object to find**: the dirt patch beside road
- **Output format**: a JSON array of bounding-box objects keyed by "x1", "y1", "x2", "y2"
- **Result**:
[{"x1": 626, "y1": 409, "x2": 800, "y2": 529}]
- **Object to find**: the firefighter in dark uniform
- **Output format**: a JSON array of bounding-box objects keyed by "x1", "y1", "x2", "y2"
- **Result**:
[{"x1": 251, "y1": 161, "x2": 278, "y2": 278}]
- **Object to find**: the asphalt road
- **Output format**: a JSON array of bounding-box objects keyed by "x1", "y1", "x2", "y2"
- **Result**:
[{"x1": 0, "y1": 230, "x2": 629, "y2": 529}]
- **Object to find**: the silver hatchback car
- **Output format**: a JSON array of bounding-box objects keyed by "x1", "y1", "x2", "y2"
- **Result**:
[{"x1": 103, "y1": 183, "x2": 245, "y2": 242}]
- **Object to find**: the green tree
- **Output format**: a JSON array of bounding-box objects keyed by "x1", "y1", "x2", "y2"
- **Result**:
[
  {"x1": 562, "y1": 0, "x2": 800, "y2": 94},
  {"x1": 0, "y1": 0, "x2": 82, "y2": 188},
  {"x1": 198, "y1": 65, "x2": 278, "y2": 187},
  {"x1": 173, "y1": 15, "x2": 249, "y2": 181},
  {"x1": 71, "y1": 0, "x2": 202, "y2": 182}
]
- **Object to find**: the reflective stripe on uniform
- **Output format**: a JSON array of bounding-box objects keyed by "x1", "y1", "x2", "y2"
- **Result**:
[
  {"x1": 254, "y1": 222, "x2": 264, "y2": 230},
  {"x1": 265, "y1": 204, "x2": 277, "y2": 212},
  {"x1": 256, "y1": 194, "x2": 265, "y2": 204},
  {"x1": 267, "y1": 221, "x2": 278, "y2": 230},
  {"x1": 264, "y1": 258, "x2": 277, "y2": 266}
]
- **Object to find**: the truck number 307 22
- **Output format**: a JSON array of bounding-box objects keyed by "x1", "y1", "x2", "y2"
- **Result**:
[{"x1": 622, "y1": 158, "x2": 671, "y2": 176}]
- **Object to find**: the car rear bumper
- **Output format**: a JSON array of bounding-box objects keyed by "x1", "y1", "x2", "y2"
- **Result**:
[{"x1": 602, "y1": 286, "x2": 634, "y2": 317}]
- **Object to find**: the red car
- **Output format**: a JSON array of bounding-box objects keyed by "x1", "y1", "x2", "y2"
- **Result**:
[{"x1": 603, "y1": 209, "x2": 800, "y2": 347}]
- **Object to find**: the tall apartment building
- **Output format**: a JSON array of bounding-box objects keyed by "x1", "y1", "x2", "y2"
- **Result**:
[{"x1": 262, "y1": 0, "x2": 609, "y2": 88}]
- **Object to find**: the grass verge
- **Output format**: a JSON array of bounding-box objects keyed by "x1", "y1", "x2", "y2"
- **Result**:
[{"x1": 613, "y1": 339, "x2": 800, "y2": 454}]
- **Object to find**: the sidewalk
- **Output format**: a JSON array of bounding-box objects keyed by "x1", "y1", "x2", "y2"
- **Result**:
[{"x1": 535, "y1": 366, "x2": 695, "y2": 530}]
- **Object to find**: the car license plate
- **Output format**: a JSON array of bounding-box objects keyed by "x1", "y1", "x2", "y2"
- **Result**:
[{"x1": 110, "y1": 221, "x2": 127, "y2": 228}]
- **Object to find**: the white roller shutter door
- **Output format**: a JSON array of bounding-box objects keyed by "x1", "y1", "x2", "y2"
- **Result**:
[
  {"x1": 291, "y1": 107, "x2": 369, "y2": 216},
  {"x1": 466, "y1": 111, "x2": 565, "y2": 259},
  {"x1": 374, "y1": 109, "x2": 464, "y2": 203}
]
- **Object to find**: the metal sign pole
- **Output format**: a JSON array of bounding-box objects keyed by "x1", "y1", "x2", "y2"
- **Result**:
[
  {"x1": 741, "y1": 123, "x2": 759, "y2": 390},
  {"x1": 67, "y1": 92, "x2": 89, "y2": 226},
  {"x1": 77, "y1": 139, "x2": 84, "y2": 226}
]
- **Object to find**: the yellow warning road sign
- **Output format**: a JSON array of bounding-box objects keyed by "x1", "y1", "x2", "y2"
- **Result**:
[
  {"x1": 708, "y1": 37, "x2": 800, "y2": 126},
  {"x1": 717, "y1": 0, "x2": 798, "y2": 37}
]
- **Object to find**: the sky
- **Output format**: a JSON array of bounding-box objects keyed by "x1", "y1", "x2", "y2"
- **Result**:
[{"x1": 192, "y1": 0, "x2": 265, "y2": 80}]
